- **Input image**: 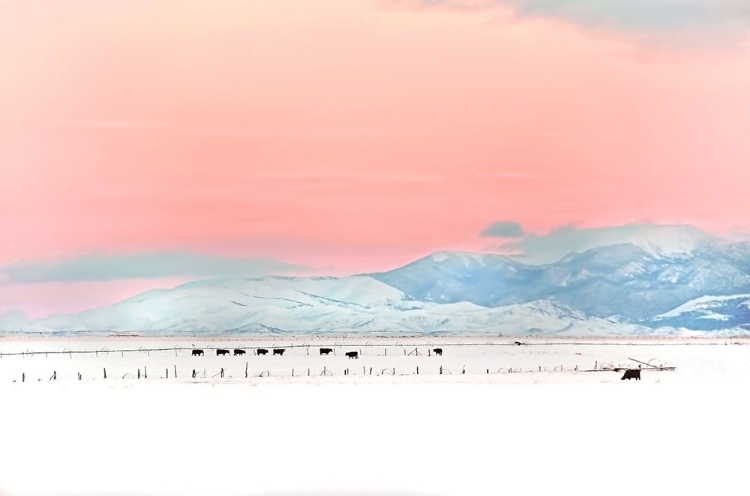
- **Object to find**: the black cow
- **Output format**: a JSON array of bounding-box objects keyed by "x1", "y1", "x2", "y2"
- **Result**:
[
  {"x1": 433, "y1": 348, "x2": 443, "y2": 356},
  {"x1": 320, "y1": 348, "x2": 333, "y2": 355},
  {"x1": 233, "y1": 349, "x2": 246, "y2": 356},
  {"x1": 273, "y1": 348, "x2": 285, "y2": 356},
  {"x1": 621, "y1": 369, "x2": 641, "y2": 381},
  {"x1": 216, "y1": 349, "x2": 230, "y2": 356},
  {"x1": 345, "y1": 351, "x2": 359, "y2": 359},
  {"x1": 256, "y1": 348, "x2": 268, "y2": 356},
  {"x1": 192, "y1": 349, "x2": 204, "y2": 356}
]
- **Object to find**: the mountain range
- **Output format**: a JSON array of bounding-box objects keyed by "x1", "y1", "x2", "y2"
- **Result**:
[{"x1": 5, "y1": 235, "x2": 750, "y2": 336}]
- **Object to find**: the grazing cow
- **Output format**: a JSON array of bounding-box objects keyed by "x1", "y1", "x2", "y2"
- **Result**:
[
  {"x1": 433, "y1": 348, "x2": 443, "y2": 356},
  {"x1": 273, "y1": 348, "x2": 285, "y2": 356},
  {"x1": 192, "y1": 349, "x2": 204, "y2": 356},
  {"x1": 256, "y1": 348, "x2": 268, "y2": 356},
  {"x1": 345, "y1": 351, "x2": 359, "y2": 359},
  {"x1": 621, "y1": 369, "x2": 641, "y2": 381},
  {"x1": 233, "y1": 349, "x2": 246, "y2": 356},
  {"x1": 319, "y1": 348, "x2": 333, "y2": 355},
  {"x1": 216, "y1": 349, "x2": 230, "y2": 356}
]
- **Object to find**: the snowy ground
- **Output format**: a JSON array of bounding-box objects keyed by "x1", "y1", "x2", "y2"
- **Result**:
[
  {"x1": 1, "y1": 336, "x2": 749, "y2": 496},
  {"x1": 2, "y1": 335, "x2": 750, "y2": 384}
]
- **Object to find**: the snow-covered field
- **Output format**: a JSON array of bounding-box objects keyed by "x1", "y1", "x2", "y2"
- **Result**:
[
  {"x1": 2, "y1": 335, "x2": 750, "y2": 384},
  {"x1": 2, "y1": 336, "x2": 749, "y2": 496}
]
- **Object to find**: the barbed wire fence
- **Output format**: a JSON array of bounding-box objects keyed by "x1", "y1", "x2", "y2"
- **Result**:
[
  {"x1": 0, "y1": 341, "x2": 682, "y2": 383},
  {"x1": 0, "y1": 336, "x2": 731, "y2": 359}
]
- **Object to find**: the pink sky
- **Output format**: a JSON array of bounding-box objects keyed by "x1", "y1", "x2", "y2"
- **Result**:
[{"x1": 1, "y1": 0, "x2": 749, "y2": 317}]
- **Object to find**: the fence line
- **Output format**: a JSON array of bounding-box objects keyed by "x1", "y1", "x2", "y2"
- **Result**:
[
  {"x1": 0, "y1": 339, "x2": 736, "y2": 358},
  {"x1": 8, "y1": 358, "x2": 680, "y2": 383}
]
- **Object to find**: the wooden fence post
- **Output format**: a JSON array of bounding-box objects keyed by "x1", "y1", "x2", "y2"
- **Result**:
[
  {"x1": 221, "y1": 368, "x2": 224, "y2": 378},
  {"x1": 417, "y1": 366, "x2": 419, "y2": 375},
  {"x1": 292, "y1": 369, "x2": 294, "y2": 377},
  {"x1": 103, "y1": 368, "x2": 107, "y2": 379},
  {"x1": 78, "y1": 373, "x2": 82, "y2": 380},
  {"x1": 144, "y1": 366, "x2": 147, "y2": 379},
  {"x1": 138, "y1": 369, "x2": 141, "y2": 379},
  {"x1": 308, "y1": 368, "x2": 310, "y2": 377},
  {"x1": 22, "y1": 373, "x2": 24, "y2": 382},
  {"x1": 174, "y1": 365, "x2": 177, "y2": 379},
  {"x1": 166, "y1": 368, "x2": 169, "y2": 379},
  {"x1": 192, "y1": 369, "x2": 196, "y2": 379},
  {"x1": 462, "y1": 365, "x2": 465, "y2": 375},
  {"x1": 245, "y1": 362, "x2": 249, "y2": 378},
  {"x1": 440, "y1": 366, "x2": 443, "y2": 375}
]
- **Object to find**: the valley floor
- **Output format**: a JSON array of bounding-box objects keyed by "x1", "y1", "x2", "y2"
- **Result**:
[
  {"x1": 1, "y1": 336, "x2": 748, "y2": 496},
  {"x1": 1, "y1": 335, "x2": 749, "y2": 384}
]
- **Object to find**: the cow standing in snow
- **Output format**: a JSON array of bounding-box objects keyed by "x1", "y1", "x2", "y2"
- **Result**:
[{"x1": 621, "y1": 369, "x2": 641, "y2": 380}]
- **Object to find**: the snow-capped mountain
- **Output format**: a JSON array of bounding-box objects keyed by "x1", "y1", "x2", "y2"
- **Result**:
[
  {"x1": 0, "y1": 311, "x2": 52, "y2": 333},
  {"x1": 507, "y1": 223, "x2": 720, "y2": 265},
  {"x1": 37, "y1": 276, "x2": 411, "y2": 333},
  {"x1": 4, "y1": 239, "x2": 750, "y2": 336},
  {"x1": 650, "y1": 294, "x2": 750, "y2": 331},
  {"x1": 371, "y1": 242, "x2": 750, "y2": 321},
  {"x1": 4, "y1": 275, "x2": 648, "y2": 336},
  {"x1": 582, "y1": 223, "x2": 719, "y2": 258}
]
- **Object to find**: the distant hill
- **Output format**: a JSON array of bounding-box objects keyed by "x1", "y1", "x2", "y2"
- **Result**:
[{"x1": 3, "y1": 235, "x2": 750, "y2": 336}]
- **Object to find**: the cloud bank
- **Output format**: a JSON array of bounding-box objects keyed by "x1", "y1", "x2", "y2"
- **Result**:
[
  {"x1": 0, "y1": 252, "x2": 308, "y2": 283},
  {"x1": 480, "y1": 221, "x2": 526, "y2": 238},
  {"x1": 487, "y1": 222, "x2": 720, "y2": 264},
  {"x1": 399, "y1": 0, "x2": 750, "y2": 46}
]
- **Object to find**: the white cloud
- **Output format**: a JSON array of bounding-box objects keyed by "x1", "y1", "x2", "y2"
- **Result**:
[
  {"x1": 400, "y1": 0, "x2": 750, "y2": 47},
  {"x1": 0, "y1": 252, "x2": 309, "y2": 283},
  {"x1": 498, "y1": 222, "x2": 720, "y2": 264}
]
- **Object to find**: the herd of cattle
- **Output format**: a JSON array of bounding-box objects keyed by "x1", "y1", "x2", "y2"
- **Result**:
[{"x1": 190, "y1": 347, "x2": 444, "y2": 359}]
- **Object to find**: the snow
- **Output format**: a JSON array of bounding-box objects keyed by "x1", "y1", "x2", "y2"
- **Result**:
[
  {"x1": 429, "y1": 250, "x2": 494, "y2": 266},
  {"x1": 431, "y1": 251, "x2": 450, "y2": 262},
  {"x1": 655, "y1": 293, "x2": 750, "y2": 319},
  {"x1": 7, "y1": 239, "x2": 750, "y2": 335},
  {"x1": 606, "y1": 224, "x2": 718, "y2": 257},
  {"x1": 31, "y1": 276, "x2": 418, "y2": 333},
  {"x1": 1, "y1": 335, "x2": 748, "y2": 496},
  {"x1": 3, "y1": 273, "x2": 664, "y2": 335},
  {"x1": 698, "y1": 313, "x2": 731, "y2": 321},
  {"x1": 2, "y1": 335, "x2": 750, "y2": 385}
]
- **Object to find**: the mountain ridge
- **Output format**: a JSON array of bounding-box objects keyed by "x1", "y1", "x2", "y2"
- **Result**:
[{"x1": 4, "y1": 239, "x2": 750, "y2": 336}]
